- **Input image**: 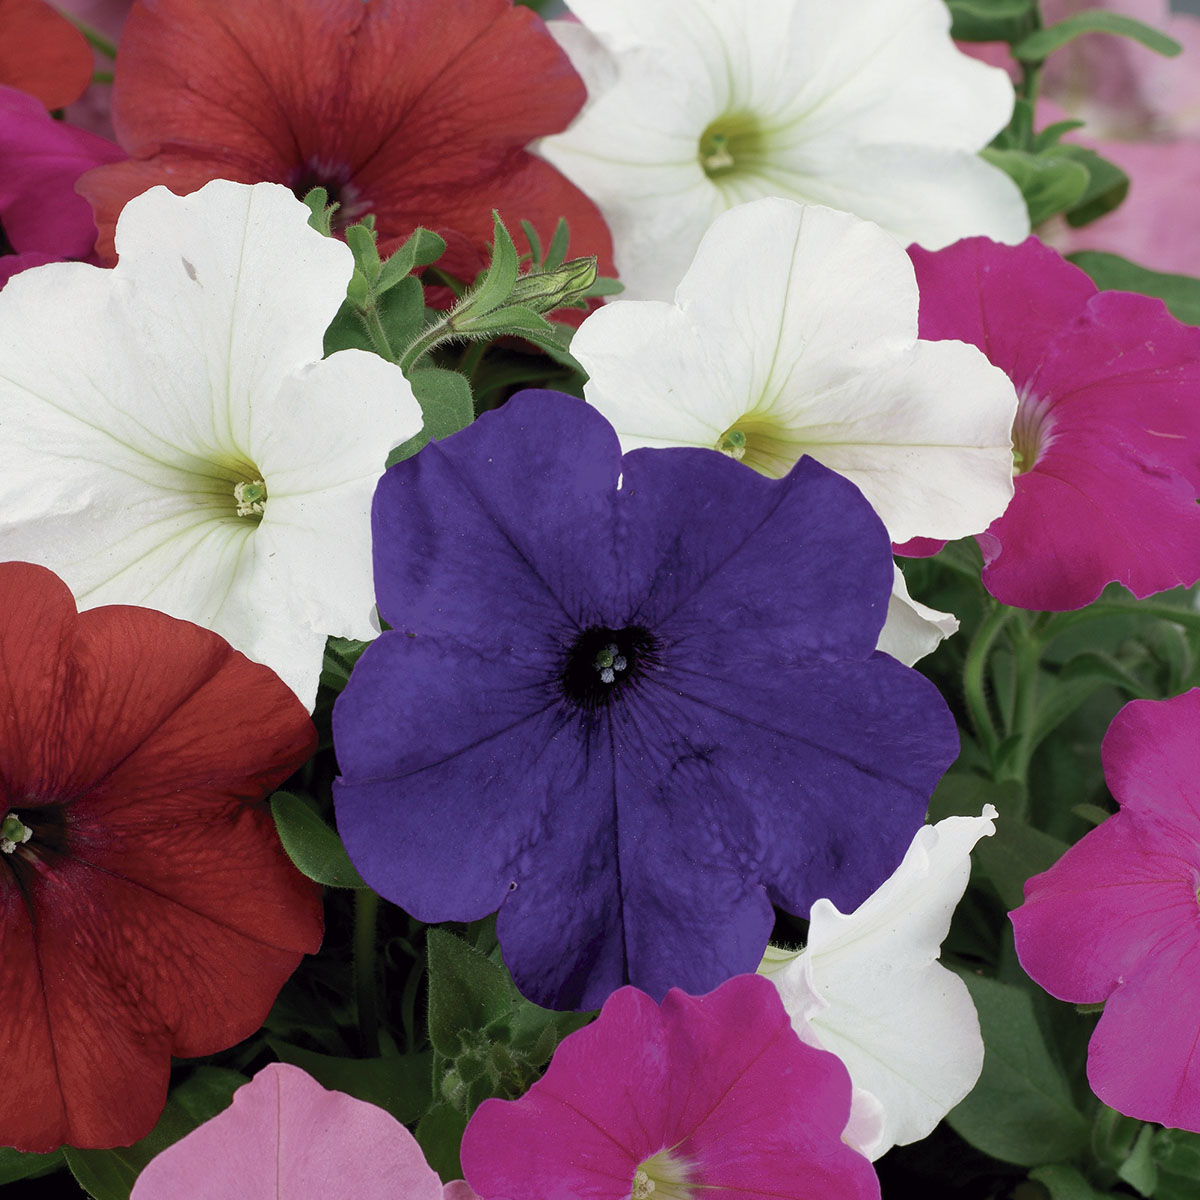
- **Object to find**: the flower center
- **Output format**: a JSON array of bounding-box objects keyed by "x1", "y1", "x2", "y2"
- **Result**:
[
  {"x1": 715, "y1": 415, "x2": 796, "y2": 477},
  {"x1": 698, "y1": 112, "x2": 766, "y2": 179},
  {"x1": 1011, "y1": 387, "x2": 1057, "y2": 475},
  {"x1": 233, "y1": 478, "x2": 268, "y2": 518},
  {"x1": 1, "y1": 811, "x2": 32, "y2": 855},
  {"x1": 629, "y1": 1149, "x2": 694, "y2": 1200},
  {"x1": 562, "y1": 625, "x2": 657, "y2": 711}
]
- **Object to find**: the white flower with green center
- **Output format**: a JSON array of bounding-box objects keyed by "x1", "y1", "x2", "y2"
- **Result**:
[
  {"x1": 540, "y1": 0, "x2": 1029, "y2": 300},
  {"x1": 0, "y1": 180, "x2": 422, "y2": 710},
  {"x1": 760, "y1": 805, "x2": 998, "y2": 1160},
  {"x1": 572, "y1": 197, "x2": 1018, "y2": 663}
]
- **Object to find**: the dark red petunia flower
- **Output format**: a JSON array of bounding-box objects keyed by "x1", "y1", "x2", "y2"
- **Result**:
[
  {"x1": 0, "y1": 0, "x2": 93, "y2": 109},
  {"x1": 78, "y1": 0, "x2": 614, "y2": 284},
  {"x1": 0, "y1": 562, "x2": 323, "y2": 1153}
]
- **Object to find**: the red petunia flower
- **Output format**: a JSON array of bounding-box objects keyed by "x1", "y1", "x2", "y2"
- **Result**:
[
  {"x1": 78, "y1": 0, "x2": 614, "y2": 283},
  {"x1": 0, "y1": 0, "x2": 93, "y2": 110},
  {"x1": 0, "y1": 562, "x2": 323, "y2": 1153}
]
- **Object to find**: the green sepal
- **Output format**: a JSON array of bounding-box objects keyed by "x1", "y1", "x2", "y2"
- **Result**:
[
  {"x1": 1068, "y1": 251, "x2": 1200, "y2": 326},
  {"x1": 268, "y1": 1041, "x2": 433, "y2": 1125},
  {"x1": 1033, "y1": 119, "x2": 1088, "y2": 151},
  {"x1": 64, "y1": 1067, "x2": 247, "y2": 1200},
  {"x1": 386, "y1": 367, "x2": 475, "y2": 465},
  {"x1": 981, "y1": 147, "x2": 1090, "y2": 226},
  {"x1": 271, "y1": 790, "x2": 368, "y2": 889},
  {"x1": 946, "y1": 0, "x2": 1034, "y2": 43},
  {"x1": 1013, "y1": 12, "x2": 1182, "y2": 62},
  {"x1": 947, "y1": 972, "x2": 1090, "y2": 1166}
]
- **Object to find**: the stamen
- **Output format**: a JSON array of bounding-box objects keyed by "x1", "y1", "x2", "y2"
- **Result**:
[
  {"x1": 1, "y1": 811, "x2": 33, "y2": 855},
  {"x1": 233, "y1": 479, "x2": 268, "y2": 517},
  {"x1": 632, "y1": 1169, "x2": 655, "y2": 1199},
  {"x1": 717, "y1": 429, "x2": 747, "y2": 460},
  {"x1": 594, "y1": 642, "x2": 628, "y2": 685}
]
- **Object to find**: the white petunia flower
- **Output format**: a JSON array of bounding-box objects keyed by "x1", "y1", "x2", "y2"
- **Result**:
[
  {"x1": 572, "y1": 197, "x2": 1017, "y2": 662},
  {"x1": 540, "y1": 0, "x2": 1029, "y2": 300},
  {"x1": 760, "y1": 805, "x2": 998, "y2": 1160},
  {"x1": 0, "y1": 180, "x2": 422, "y2": 710}
]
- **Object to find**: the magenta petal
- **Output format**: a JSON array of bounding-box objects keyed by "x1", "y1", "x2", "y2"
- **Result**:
[
  {"x1": 461, "y1": 975, "x2": 878, "y2": 1200},
  {"x1": 131, "y1": 1064, "x2": 444, "y2": 1199},
  {"x1": 1011, "y1": 812, "x2": 1199, "y2": 1004},
  {"x1": 1103, "y1": 691, "x2": 1200, "y2": 826},
  {"x1": 1087, "y1": 929, "x2": 1200, "y2": 1132},
  {"x1": 911, "y1": 235, "x2": 1200, "y2": 610}
]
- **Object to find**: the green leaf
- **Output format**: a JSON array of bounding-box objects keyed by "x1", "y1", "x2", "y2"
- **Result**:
[
  {"x1": 1154, "y1": 1127, "x2": 1200, "y2": 1178},
  {"x1": 464, "y1": 212, "x2": 521, "y2": 319},
  {"x1": 268, "y1": 1042, "x2": 433, "y2": 1125},
  {"x1": 1057, "y1": 146, "x2": 1129, "y2": 227},
  {"x1": 427, "y1": 929, "x2": 516, "y2": 1058},
  {"x1": 271, "y1": 790, "x2": 368, "y2": 889},
  {"x1": 1068, "y1": 251, "x2": 1200, "y2": 326},
  {"x1": 982, "y1": 148, "x2": 1090, "y2": 226},
  {"x1": 1033, "y1": 119, "x2": 1087, "y2": 152},
  {"x1": 543, "y1": 216, "x2": 571, "y2": 270},
  {"x1": 415, "y1": 1102, "x2": 468, "y2": 1183},
  {"x1": 373, "y1": 276, "x2": 427, "y2": 352},
  {"x1": 459, "y1": 304, "x2": 555, "y2": 337},
  {"x1": 377, "y1": 227, "x2": 447, "y2": 294},
  {"x1": 1028, "y1": 1164, "x2": 1120, "y2": 1199},
  {"x1": 387, "y1": 367, "x2": 475, "y2": 465},
  {"x1": 947, "y1": 0, "x2": 1034, "y2": 42},
  {"x1": 323, "y1": 301, "x2": 375, "y2": 356},
  {"x1": 976, "y1": 817, "x2": 1070, "y2": 909},
  {"x1": 64, "y1": 1068, "x2": 246, "y2": 1199},
  {"x1": 947, "y1": 973, "x2": 1091, "y2": 1166},
  {"x1": 1014, "y1": 12, "x2": 1183, "y2": 61},
  {"x1": 301, "y1": 186, "x2": 334, "y2": 236},
  {"x1": 1115, "y1": 1125, "x2": 1157, "y2": 1195},
  {"x1": 0, "y1": 1147, "x2": 65, "y2": 1185},
  {"x1": 344, "y1": 223, "x2": 382, "y2": 287}
]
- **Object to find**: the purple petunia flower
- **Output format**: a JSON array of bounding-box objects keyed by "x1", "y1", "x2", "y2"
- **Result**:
[{"x1": 332, "y1": 393, "x2": 958, "y2": 1010}]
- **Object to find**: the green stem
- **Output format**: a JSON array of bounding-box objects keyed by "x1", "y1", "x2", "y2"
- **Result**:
[
  {"x1": 68, "y1": 19, "x2": 118, "y2": 59},
  {"x1": 963, "y1": 604, "x2": 1014, "y2": 767},
  {"x1": 998, "y1": 622, "x2": 1042, "y2": 789},
  {"x1": 353, "y1": 889, "x2": 381, "y2": 1058},
  {"x1": 399, "y1": 316, "x2": 461, "y2": 374},
  {"x1": 1048, "y1": 599, "x2": 1200, "y2": 638},
  {"x1": 357, "y1": 299, "x2": 397, "y2": 364}
]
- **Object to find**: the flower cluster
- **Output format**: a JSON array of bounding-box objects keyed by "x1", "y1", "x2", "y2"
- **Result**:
[{"x1": 5, "y1": 0, "x2": 1200, "y2": 1196}]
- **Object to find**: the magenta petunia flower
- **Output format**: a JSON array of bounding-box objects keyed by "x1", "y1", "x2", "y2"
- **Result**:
[
  {"x1": 909, "y1": 235, "x2": 1200, "y2": 610},
  {"x1": 0, "y1": 84, "x2": 123, "y2": 287},
  {"x1": 0, "y1": 561, "x2": 323, "y2": 1152},
  {"x1": 460, "y1": 973, "x2": 879, "y2": 1199},
  {"x1": 132, "y1": 1063, "x2": 459, "y2": 1199},
  {"x1": 1011, "y1": 689, "x2": 1200, "y2": 1131}
]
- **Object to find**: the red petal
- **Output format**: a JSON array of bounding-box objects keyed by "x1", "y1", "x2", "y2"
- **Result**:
[
  {"x1": 0, "y1": 564, "x2": 321, "y2": 1151},
  {"x1": 83, "y1": 0, "x2": 613, "y2": 278},
  {"x1": 0, "y1": 0, "x2": 94, "y2": 108}
]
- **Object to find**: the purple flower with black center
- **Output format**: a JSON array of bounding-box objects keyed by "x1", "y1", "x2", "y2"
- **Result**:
[{"x1": 332, "y1": 392, "x2": 958, "y2": 1010}]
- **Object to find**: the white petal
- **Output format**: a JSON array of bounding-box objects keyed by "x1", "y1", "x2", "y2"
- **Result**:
[
  {"x1": 877, "y1": 566, "x2": 959, "y2": 666},
  {"x1": 252, "y1": 349, "x2": 423, "y2": 643},
  {"x1": 769, "y1": 807, "x2": 998, "y2": 1159},
  {"x1": 576, "y1": 198, "x2": 1019, "y2": 545},
  {"x1": 0, "y1": 181, "x2": 410, "y2": 711},
  {"x1": 546, "y1": 0, "x2": 1028, "y2": 299}
]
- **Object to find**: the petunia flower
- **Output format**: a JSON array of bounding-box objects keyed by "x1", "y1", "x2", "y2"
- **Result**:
[
  {"x1": 0, "y1": 561, "x2": 323, "y2": 1152},
  {"x1": 538, "y1": 0, "x2": 1029, "y2": 300},
  {"x1": 460, "y1": 973, "x2": 880, "y2": 1200},
  {"x1": 77, "y1": 0, "x2": 614, "y2": 283},
  {"x1": 333, "y1": 391, "x2": 958, "y2": 1010},
  {"x1": 0, "y1": 84, "x2": 124, "y2": 287},
  {"x1": 760, "y1": 806, "x2": 997, "y2": 1160},
  {"x1": 909, "y1": 235, "x2": 1200, "y2": 611},
  {"x1": 131, "y1": 1063, "x2": 461, "y2": 1199},
  {"x1": 0, "y1": 178, "x2": 422, "y2": 709},
  {"x1": 0, "y1": 0, "x2": 92, "y2": 109},
  {"x1": 1011, "y1": 689, "x2": 1200, "y2": 1132},
  {"x1": 571, "y1": 197, "x2": 1018, "y2": 662}
]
